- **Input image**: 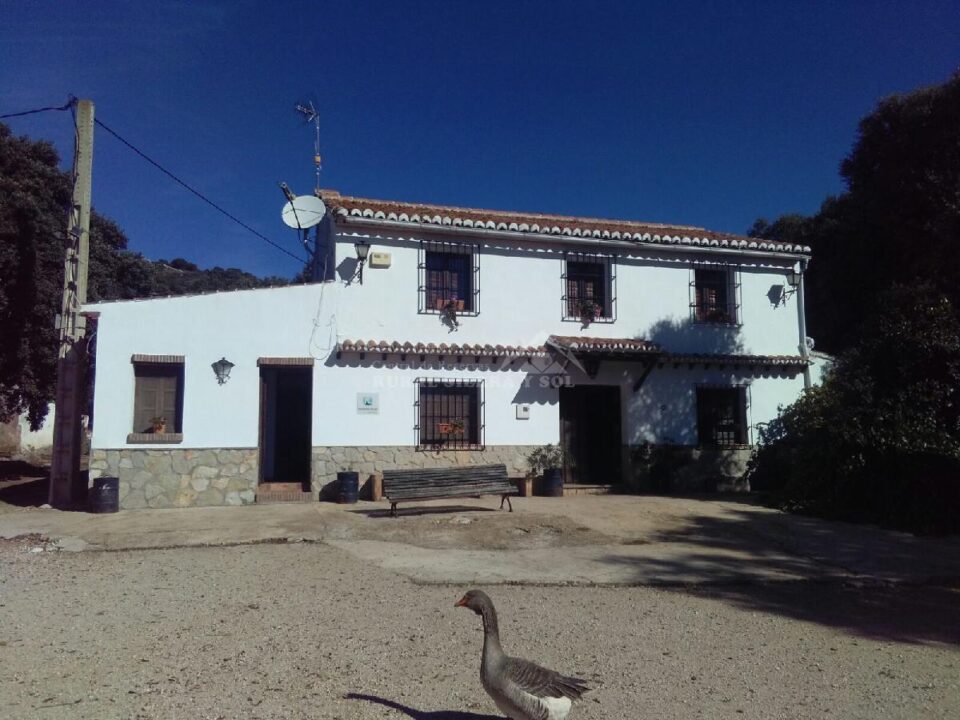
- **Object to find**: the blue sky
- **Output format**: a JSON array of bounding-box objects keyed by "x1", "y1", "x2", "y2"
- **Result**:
[{"x1": 1, "y1": 1, "x2": 957, "y2": 278}]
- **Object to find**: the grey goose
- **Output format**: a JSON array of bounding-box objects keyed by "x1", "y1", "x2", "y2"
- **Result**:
[{"x1": 455, "y1": 589, "x2": 590, "y2": 720}]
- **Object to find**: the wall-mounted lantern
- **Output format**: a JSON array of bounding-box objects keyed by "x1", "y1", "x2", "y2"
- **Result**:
[
  {"x1": 780, "y1": 267, "x2": 803, "y2": 304},
  {"x1": 786, "y1": 268, "x2": 802, "y2": 290},
  {"x1": 211, "y1": 357, "x2": 235, "y2": 385},
  {"x1": 354, "y1": 241, "x2": 370, "y2": 284}
]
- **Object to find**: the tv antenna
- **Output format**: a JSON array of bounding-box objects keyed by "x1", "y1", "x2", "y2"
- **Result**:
[{"x1": 294, "y1": 100, "x2": 321, "y2": 193}]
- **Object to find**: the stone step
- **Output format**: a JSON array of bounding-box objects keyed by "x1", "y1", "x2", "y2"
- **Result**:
[
  {"x1": 256, "y1": 484, "x2": 314, "y2": 504},
  {"x1": 562, "y1": 483, "x2": 622, "y2": 497}
]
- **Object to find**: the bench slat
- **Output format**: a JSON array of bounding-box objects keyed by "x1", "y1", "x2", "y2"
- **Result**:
[{"x1": 381, "y1": 464, "x2": 515, "y2": 515}]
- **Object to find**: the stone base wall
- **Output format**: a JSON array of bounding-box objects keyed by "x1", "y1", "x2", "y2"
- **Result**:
[
  {"x1": 89, "y1": 448, "x2": 258, "y2": 509},
  {"x1": 311, "y1": 445, "x2": 540, "y2": 496},
  {"x1": 625, "y1": 444, "x2": 753, "y2": 493},
  {"x1": 89, "y1": 445, "x2": 542, "y2": 509}
]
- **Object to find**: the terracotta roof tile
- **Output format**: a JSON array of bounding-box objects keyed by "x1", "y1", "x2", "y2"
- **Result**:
[
  {"x1": 319, "y1": 190, "x2": 811, "y2": 256},
  {"x1": 336, "y1": 340, "x2": 549, "y2": 357},
  {"x1": 547, "y1": 335, "x2": 662, "y2": 354}
]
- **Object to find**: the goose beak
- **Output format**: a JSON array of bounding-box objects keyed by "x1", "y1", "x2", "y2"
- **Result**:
[{"x1": 454, "y1": 596, "x2": 468, "y2": 608}]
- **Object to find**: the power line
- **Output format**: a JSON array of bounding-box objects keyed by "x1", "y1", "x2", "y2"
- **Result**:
[
  {"x1": 0, "y1": 97, "x2": 76, "y2": 120},
  {"x1": 94, "y1": 117, "x2": 308, "y2": 265}
]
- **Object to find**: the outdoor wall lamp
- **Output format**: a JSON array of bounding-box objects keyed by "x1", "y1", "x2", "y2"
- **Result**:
[
  {"x1": 211, "y1": 357, "x2": 235, "y2": 385},
  {"x1": 782, "y1": 267, "x2": 802, "y2": 303},
  {"x1": 354, "y1": 240, "x2": 371, "y2": 284}
]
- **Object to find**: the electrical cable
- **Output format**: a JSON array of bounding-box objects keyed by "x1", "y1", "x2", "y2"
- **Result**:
[
  {"x1": 0, "y1": 97, "x2": 76, "y2": 120},
  {"x1": 94, "y1": 117, "x2": 308, "y2": 265}
]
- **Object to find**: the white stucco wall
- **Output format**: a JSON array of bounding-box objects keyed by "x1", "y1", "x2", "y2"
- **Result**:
[
  {"x1": 85, "y1": 225, "x2": 811, "y2": 452},
  {"x1": 330, "y1": 229, "x2": 804, "y2": 357}
]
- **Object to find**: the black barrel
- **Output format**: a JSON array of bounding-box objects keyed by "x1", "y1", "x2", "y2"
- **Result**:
[
  {"x1": 541, "y1": 468, "x2": 564, "y2": 497},
  {"x1": 337, "y1": 471, "x2": 360, "y2": 504},
  {"x1": 89, "y1": 476, "x2": 119, "y2": 513}
]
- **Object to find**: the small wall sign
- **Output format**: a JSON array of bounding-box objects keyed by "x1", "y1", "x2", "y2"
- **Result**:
[{"x1": 357, "y1": 393, "x2": 379, "y2": 415}]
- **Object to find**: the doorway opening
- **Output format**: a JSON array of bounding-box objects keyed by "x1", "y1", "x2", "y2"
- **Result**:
[
  {"x1": 560, "y1": 385, "x2": 622, "y2": 485},
  {"x1": 259, "y1": 366, "x2": 312, "y2": 489}
]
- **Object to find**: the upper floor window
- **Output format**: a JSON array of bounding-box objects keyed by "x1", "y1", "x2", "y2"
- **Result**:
[
  {"x1": 563, "y1": 252, "x2": 616, "y2": 323},
  {"x1": 419, "y1": 241, "x2": 479, "y2": 315},
  {"x1": 696, "y1": 386, "x2": 748, "y2": 446},
  {"x1": 416, "y1": 379, "x2": 484, "y2": 450},
  {"x1": 129, "y1": 355, "x2": 184, "y2": 443},
  {"x1": 691, "y1": 266, "x2": 740, "y2": 325}
]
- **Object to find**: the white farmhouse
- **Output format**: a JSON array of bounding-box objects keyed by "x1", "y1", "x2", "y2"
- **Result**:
[{"x1": 84, "y1": 190, "x2": 822, "y2": 508}]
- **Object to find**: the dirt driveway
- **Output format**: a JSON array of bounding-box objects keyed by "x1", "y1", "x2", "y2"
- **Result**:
[
  {"x1": 2, "y1": 485, "x2": 960, "y2": 719},
  {"x1": 2, "y1": 534, "x2": 959, "y2": 720}
]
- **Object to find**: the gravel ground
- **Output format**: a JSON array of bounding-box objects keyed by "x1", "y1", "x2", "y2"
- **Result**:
[{"x1": 1, "y1": 536, "x2": 958, "y2": 720}]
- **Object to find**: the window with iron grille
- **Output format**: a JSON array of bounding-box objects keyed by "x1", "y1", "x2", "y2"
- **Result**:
[
  {"x1": 132, "y1": 362, "x2": 184, "y2": 434},
  {"x1": 418, "y1": 241, "x2": 479, "y2": 315},
  {"x1": 562, "y1": 252, "x2": 616, "y2": 322},
  {"x1": 690, "y1": 266, "x2": 741, "y2": 325},
  {"x1": 415, "y1": 379, "x2": 484, "y2": 449},
  {"x1": 696, "y1": 386, "x2": 748, "y2": 446}
]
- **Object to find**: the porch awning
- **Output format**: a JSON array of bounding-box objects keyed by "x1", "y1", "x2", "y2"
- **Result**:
[
  {"x1": 660, "y1": 352, "x2": 810, "y2": 369},
  {"x1": 546, "y1": 335, "x2": 663, "y2": 360},
  {"x1": 335, "y1": 339, "x2": 549, "y2": 361}
]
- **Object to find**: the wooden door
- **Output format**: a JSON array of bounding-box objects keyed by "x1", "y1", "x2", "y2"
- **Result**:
[{"x1": 560, "y1": 385, "x2": 622, "y2": 485}]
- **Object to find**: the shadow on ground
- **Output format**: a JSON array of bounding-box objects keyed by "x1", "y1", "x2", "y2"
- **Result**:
[
  {"x1": 686, "y1": 581, "x2": 960, "y2": 647},
  {"x1": 599, "y1": 504, "x2": 960, "y2": 646},
  {"x1": 349, "y1": 504, "x2": 500, "y2": 519},
  {"x1": 345, "y1": 692, "x2": 501, "y2": 719},
  {"x1": 0, "y1": 460, "x2": 49, "y2": 507}
]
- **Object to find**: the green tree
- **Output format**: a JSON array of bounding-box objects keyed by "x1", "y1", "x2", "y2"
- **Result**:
[
  {"x1": 747, "y1": 284, "x2": 960, "y2": 534},
  {"x1": 1, "y1": 122, "x2": 291, "y2": 429},
  {"x1": 751, "y1": 71, "x2": 960, "y2": 354}
]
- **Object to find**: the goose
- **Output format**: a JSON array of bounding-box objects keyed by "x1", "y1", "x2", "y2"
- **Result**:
[{"x1": 455, "y1": 589, "x2": 590, "y2": 720}]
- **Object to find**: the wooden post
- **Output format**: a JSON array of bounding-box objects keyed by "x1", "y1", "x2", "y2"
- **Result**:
[{"x1": 49, "y1": 99, "x2": 94, "y2": 508}]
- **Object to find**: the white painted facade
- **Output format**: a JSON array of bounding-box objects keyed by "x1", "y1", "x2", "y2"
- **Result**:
[{"x1": 84, "y1": 195, "x2": 821, "y2": 501}]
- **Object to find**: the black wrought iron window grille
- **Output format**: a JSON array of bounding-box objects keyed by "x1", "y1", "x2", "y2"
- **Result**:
[
  {"x1": 562, "y1": 252, "x2": 617, "y2": 323},
  {"x1": 696, "y1": 385, "x2": 750, "y2": 447},
  {"x1": 418, "y1": 241, "x2": 480, "y2": 316},
  {"x1": 690, "y1": 264, "x2": 742, "y2": 325},
  {"x1": 414, "y1": 378, "x2": 485, "y2": 450}
]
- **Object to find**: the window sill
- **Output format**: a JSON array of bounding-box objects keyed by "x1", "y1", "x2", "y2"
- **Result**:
[
  {"x1": 417, "y1": 444, "x2": 485, "y2": 452},
  {"x1": 420, "y1": 309, "x2": 480, "y2": 317},
  {"x1": 126, "y1": 432, "x2": 184, "y2": 444},
  {"x1": 692, "y1": 318, "x2": 742, "y2": 328},
  {"x1": 563, "y1": 315, "x2": 615, "y2": 324}
]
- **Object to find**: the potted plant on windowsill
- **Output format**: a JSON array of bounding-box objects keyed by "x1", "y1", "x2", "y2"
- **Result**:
[
  {"x1": 435, "y1": 297, "x2": 466, "y2": 312},
  {"x1": 150, "y1": 416, "x2": 167, "y2": 434},
  {"x1": 436, "y1": 297, "x2": 465, "y2": 329},
  {"x1": 526, "y1": 444, "x2": 566, "y2": 497},
  {"x1": 700, "y1": 307, "x2": 733, "y2": 324},
  {"x1": 576, "y1": 299, "x2": 603, "y2": 324},
  {"x1": 437, "y1": 418, "x2": 466, "y2": 437}
]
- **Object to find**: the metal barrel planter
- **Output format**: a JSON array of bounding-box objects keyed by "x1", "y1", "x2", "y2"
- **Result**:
[
  {"x1": 541, "y1": 468, "x2": 564, "y2": 497},
  {"x1": 89, "y1": 476, "x2": 120, "y2": 513},
  {"x1": 337, "y1": 471, "x2": 360, "y2": 504}
]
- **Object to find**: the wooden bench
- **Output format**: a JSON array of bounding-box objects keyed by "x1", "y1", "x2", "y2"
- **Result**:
[{"x1": 381, "y1": 464, "x2": 516, "y2": 517}]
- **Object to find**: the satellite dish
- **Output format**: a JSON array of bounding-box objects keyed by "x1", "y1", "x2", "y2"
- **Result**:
[{"x1": 281, "y1": 195, "x2": 326, "y2": 229}]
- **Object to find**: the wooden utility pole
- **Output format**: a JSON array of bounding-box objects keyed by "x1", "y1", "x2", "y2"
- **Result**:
[{"x1": 49, "y1": 99, "x2": 94, "y2": 507}]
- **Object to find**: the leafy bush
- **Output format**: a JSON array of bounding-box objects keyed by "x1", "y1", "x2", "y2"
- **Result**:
[
  {"x1": 526, "y1": 444, "x2": 566, "y2": 476},
  {"x1": 746, "y1": 285, "x2": 960, "y2": 534}
]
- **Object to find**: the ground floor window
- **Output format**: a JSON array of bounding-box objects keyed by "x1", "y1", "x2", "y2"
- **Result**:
[
  {"x1": 131, "y1": 356, "x2": 184, "y2": 439},
  {"x1": 696, "y1": 386, "x2": 748, "y2": 446},
  {"x1": 416, "y1": 379, "x2": 484, "y2": 449}
]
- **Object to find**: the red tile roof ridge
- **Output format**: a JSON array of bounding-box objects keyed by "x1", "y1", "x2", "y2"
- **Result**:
[{"x1": 320, "y1": 189, "x2": 715, "y2": 235}]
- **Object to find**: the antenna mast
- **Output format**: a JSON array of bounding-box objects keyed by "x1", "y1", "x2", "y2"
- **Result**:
[{"x1": 294, "y1": 100, "x2": 321, "y2": 193}]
